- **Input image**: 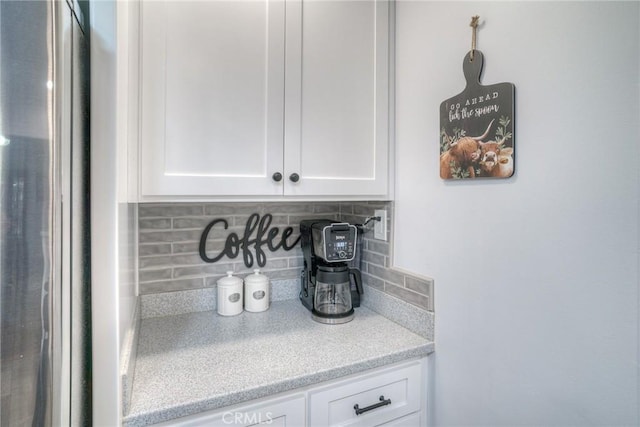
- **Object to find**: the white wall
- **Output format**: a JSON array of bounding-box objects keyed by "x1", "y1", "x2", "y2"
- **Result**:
[
  {"x1": 90, "y1": 0, "x2": 138, "y2": 424},
  {"x1": 394, "y1": 2, "x2": 639, "y2": 426}
]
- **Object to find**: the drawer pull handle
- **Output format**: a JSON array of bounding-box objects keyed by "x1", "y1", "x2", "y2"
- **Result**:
[{"x1": 354, "y1": 395, "x2": 392, "y2": 416}]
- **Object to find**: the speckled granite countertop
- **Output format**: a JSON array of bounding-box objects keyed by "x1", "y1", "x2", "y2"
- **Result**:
[{"x1": 124, "y1": 300, "x2": 434, "y2": 426}]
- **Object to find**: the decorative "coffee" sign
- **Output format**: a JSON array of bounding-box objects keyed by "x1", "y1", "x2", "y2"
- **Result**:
[{"x1": 199, "y1": 213, "x2": 300, "y2": 268}]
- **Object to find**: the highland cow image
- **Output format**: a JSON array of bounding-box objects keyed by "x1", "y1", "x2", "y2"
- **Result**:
[{"x1": 439, "y1": 116, "x2": 513, "y2": 179}]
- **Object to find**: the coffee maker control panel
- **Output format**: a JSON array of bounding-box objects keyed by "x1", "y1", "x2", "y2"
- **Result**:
[{"x1": 321, "y1": 223, "x2": 357, "y2": 262}]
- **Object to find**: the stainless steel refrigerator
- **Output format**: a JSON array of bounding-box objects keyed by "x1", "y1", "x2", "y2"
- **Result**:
[{"x1": 1, "y1": 1, "x2": 91, "y2": 425}]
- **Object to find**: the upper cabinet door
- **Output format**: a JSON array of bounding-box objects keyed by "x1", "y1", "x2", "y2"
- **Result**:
[
  {"x1": 140, "y1": 0, "x2": 285, "y2": 197},
  {"x1": 283, "y1": 0, "x2": 391, "y2": 197}
]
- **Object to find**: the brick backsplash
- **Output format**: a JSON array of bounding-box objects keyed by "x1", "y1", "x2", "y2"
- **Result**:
[{"x1": 138, "y1": 201, "x2": 434, "y2": 312}]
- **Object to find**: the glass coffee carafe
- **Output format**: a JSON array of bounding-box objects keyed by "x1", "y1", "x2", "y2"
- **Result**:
[{"x1": 312, "y1": 265, "x2": 357, "y2": 324}]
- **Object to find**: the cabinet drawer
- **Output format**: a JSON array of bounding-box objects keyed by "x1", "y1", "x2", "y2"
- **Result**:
[{"x1": 308, "y1": 361, "x2": 422, "y2": 427}]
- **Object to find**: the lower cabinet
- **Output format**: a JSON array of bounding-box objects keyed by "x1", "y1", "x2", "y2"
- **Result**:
[{"x1": 154, "y1": 358, "x2": 428, "y2": 427}]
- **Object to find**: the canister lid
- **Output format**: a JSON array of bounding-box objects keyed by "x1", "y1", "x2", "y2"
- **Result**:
[
  {"x1": 217, "y1": 271, "x2": 242, "y2": 287},
  {"x1": 244, "y1": 269, "x2": 269, "y2": 286}
]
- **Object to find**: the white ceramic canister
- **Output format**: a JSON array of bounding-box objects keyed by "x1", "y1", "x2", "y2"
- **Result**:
[
  {"x1": 243, "y1": 269, "x2": 270, "y2": 312},
  {"x1": 217, "y1": 271, "x2": 243, "y2": 316}
]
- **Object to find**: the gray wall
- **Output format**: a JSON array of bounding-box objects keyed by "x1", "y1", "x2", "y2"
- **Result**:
[{"x1": 394, "y1": 1, "x2": 639, "y2": 425}]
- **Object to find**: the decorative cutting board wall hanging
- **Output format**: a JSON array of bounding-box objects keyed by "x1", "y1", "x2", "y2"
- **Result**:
[{"x1": 439, "y1": 16, "x2": 515, "y2": 180}]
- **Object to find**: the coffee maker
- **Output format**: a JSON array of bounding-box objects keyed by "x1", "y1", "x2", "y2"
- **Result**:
[{"x1": 299, "y1": 219, "x2": 363, "y2": 324}]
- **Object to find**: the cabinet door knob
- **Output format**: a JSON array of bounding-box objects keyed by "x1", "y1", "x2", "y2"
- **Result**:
[
  {"x1": 272, "y1": 172, "x2": 283, "y2": 182},
  {"x1": 289, "y1": 173, "x2": 300, "y2": 183}
]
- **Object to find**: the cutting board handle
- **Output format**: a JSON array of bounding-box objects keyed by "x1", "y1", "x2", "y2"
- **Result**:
[{"x1": 463, "y1": 50, "x2": 484, "y2": 89}]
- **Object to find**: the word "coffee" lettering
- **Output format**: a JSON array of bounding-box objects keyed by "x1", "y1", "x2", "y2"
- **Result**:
[{"x1": 199, "y1": 213, "x2": 300, "y2": 268}]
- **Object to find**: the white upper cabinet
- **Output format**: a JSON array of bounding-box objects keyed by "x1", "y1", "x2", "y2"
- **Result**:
[
  {"x1": 284, "y1": 0, "x2": 390, "y2": 197},
  {"x1": 140, "y1": 0, "x2": 285, "y2": 197},
  {"x1": 138, "y1": 0, "x2": 392, "y2": 200}
]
